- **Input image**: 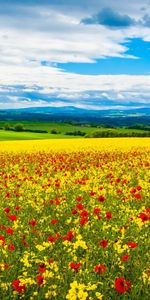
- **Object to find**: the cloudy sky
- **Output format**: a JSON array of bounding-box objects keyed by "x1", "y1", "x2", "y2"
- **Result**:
[{"x1": 0, "y1": 0, "x2": 150, "y2": 110}]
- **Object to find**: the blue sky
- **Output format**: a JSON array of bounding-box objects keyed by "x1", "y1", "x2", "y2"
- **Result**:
[{"x1": 0, "y1": 0, "x2": 150, "y2": 110}]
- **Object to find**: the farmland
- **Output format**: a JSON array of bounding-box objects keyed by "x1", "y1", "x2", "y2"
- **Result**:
[
  {"x1": 0, "y1": 138, "x2": 149, "y2": 299},
  {"x1": 0, "y1": 121, "x2": 150, "y2": 141}
]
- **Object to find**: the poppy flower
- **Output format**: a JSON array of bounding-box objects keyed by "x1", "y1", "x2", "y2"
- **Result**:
[
  {"x1": 138, "y1": 213, "x2": 149, "y2": 222},
  {"x1": 47, "y1": 235, "x2": 56, "y2": 243},
  {"x1": 99, "y1": 240, "x2": 108, "y2": 248},
  {"x1": 63, "y1": 230, "x2": 74, "y2": 241},
  {"x1": 6, "y1": 227, "x2": 13, "y2": 235},
  {"x1": 51, "y1": 219, "x2": 58, "y2": 225},
  {"x1": 76, "y1": 203, "x2": 83, "y2": 210},
  {"x1": 8, "y1": 243, "x2": 15, "y2": 251},
  {"x1": 12, "y1": 279, "x2": 26, "y2": 293},
  {"x1": 93, "y1": 208, "x2": 101, "y2": 214},
  {"x1": 0, "y1": 235, "x2": 6, "y2": 246},
  {"x1": 72, "y1": 209, "x2": 78, "y2": 215},
  {"x1": 80, "y1": 210, "x2": 88, "y2": 217},
  {"x1": 127, "y1": 241, "x2": 138, "y2": 248},
  {"x1": 29, "y1": 219, "x2": 37, "y2": 226},
  {"x1": 94, "y1": 264, "x2": 106, "y2": 274},
  {"x1": 134, "y1": 193, "x2": 142, "y2": 200},
  {"x1": 70, "y1": 262, "x2": 81, "y2": 272},
  {"x1": 115, "y1": 277, "x2": 131, "y2": 293},
  {"x1": 80, "y1": 217, "x2": 88, "y2": 226},
  {"x1": 39, "y1": 263, "x2": 46, "y2": 273},
  {"x1": 36, "y1": 275, "x2": 44, "y2": 286},
  {"x1": 4, "y1": 207, "x2": 10, "y2": 214},
  {"x1": 8, "y1": 214, "x2": 17, "y2": 221},
  {"x1": 98, "y1": 195, "x2": 106, "y2": 202},
  {"x1": 105, "y1": 212, "x2": 112, "y2": 219},
  {"x1": 121, "y1": 254, "x2": 129, "y2": 262}
]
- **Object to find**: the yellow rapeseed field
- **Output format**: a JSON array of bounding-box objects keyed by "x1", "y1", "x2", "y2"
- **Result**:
[{"x1": 0, "y1": 138, "x2": 149, "y2": 300}]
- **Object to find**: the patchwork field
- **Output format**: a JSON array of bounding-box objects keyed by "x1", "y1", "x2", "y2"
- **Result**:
[{"x1": 0, "y1": 138, "x2": 149, "y2": 299}]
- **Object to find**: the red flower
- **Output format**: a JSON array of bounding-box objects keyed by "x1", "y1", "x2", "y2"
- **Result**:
[
  {"x1": 127, "y1": 241, "x2": 138, "y2": 248},
  {"x1": 0, "y1": 235, "x2": 6, "y2": 246},
  {"x1": 12, "y1": 279, "x2": 26, "y2": 293},
  {"x1": 105, "y1": 212, "x2": 112, "y2": 219},
  {"x1": 76, "y1": 203, "x2": 83, "y2": 210},
  {"x1": 72, "y1": 209, "x2": 78, "y2": 215},
  {"x1": 80, "y1": 210, "x2": 88, "y2": 217},
  {"x1": 94, "y1": 264, "x2": 106, "y2": 274},
  {"x1": 93, "y1": 208, "x2": 101, "y2": 214},
  {"x1": 121, "y1": 254, "x2": 129, "y2": 262},
  {"x1": 76, "y1": 196, "x2": 82, "y2": 202},
  {"x1": 80, "y1": 217, "x2": 88, "y2": 226},
  {"x1": 138, "y1": 213, "x2": 149, "y2": 222},
  {"x1": 70, "y1": 262, "x2": 81, "y2": 272},
  {"x1": 51, "y1": 219, "x2": 58, "y2": 225},
  {"x1": 4, "y1": 207, "x2": 10, "y2": 214},
  {"x1": 6, "y1": 227, "x2": 13, "y2": 235},
  {"x1": 63, "y1": 230, "x2": 74, "y2": 241},
  {"x1": 134, "y1": 193, "x2": 142, "y2": 200},
  {"x1": 99, "y1": 240, "x2": 108, "y2": 248},
  {"x1": 39, "y1": 263, "x2": 46, "y2": 273},
  {"x1": 8, "y1": 243, "x2": 15, "y2": 251},
  {"x1": 8, "y1": 214, "x2": 17, "y2": 221},
  {"x1": 47, "y1": 235, "x2": 56, "y2": 243},
  {"x1": 115, "y1": 277, "x2": 131, "y2": 293},
  {"x1": 36, "y1": 275, "x2": 44, "y2": 286},
  {"x1": 29, "y1": 219, "x2": 37, "y2": 226},
  {"x1": 98, "y1": 195, "x2": 106, "y2": 202}
]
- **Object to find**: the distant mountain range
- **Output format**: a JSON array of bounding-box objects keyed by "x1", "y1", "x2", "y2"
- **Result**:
[{"x1": 0, "y1": 106, "x2": 150, "y2": 126}]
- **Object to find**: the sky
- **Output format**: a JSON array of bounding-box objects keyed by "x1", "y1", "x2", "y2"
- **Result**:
[{"x1": 0, "y1": 0, "x2": 150, "y2": 110}]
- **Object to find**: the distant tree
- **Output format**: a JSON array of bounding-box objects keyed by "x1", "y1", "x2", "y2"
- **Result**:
[
  {"x1": 4, "y1": 123, "x2": 11, "y2": 130},
  {"x1": 14, "y1": 123, "x2": 24, "y2": 132},
  {"x1": 51, "y1": 129, "x2": 60, "y2": 134}
]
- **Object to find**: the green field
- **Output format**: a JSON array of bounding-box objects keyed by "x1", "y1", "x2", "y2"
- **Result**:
[{"x1": 0, "y1": 121, "x2": 149, "y2": 141}]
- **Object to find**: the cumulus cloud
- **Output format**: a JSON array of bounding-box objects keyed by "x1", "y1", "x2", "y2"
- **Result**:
[
  {"x1": 0, "y1": 0, "x2": 150, "y2": 109},
  {"x1": 82, "y1": 8, "x2": 136, "y2": 28}
]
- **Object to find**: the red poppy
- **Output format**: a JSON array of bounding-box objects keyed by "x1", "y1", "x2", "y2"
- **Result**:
[
  {"x1": 93, "y1": 208, "x2": 101, "y2": 214},
  {"x1": 115, "y1": 277, "x2": 131, "y2": 293},
  {"x1": 8, "y1": 214, "x2": 17, "y2": 221},
  {"x1": 80, "y1": 210, "x2": 88, "y2": 217},
  {"x1": 36, "y1": 275, "x2": 44, "y2": 286},
  {"x1": 94, "y1": 264, "x2": 106, "y2": 274},
  {"x1": 39, "y1": 263, "x2": 46, "y2": 273},
  {"x1": 105, "y1": 212, "x2": 112, "y2": 219},
  {"x1": 70, "y1": 262, "x2": 81, "y2": 272},
  {"x1": 12, "y1": 279, "x2": 26, "y2": 293},
  {"x1": 8, "y1": 243, "x2": 15, "y2": 251},
  {"x1": 134, "y1": 193, "x2": 142, "y2": 200},
  {"x1": 76, "y1": 203, "x2": 83, "y2": 210},
  {"x1": 76, "y1": 196, "x2": 82, "y2": 202},
  {"x1": 47, "y1": 235, "x2": 56, "y2": 243},
  {"x1": 29, "y1": 219, "x2": 37, "y2": 226},
  {"x1": 6, "y1": 227, "x2": 13, "y2": 235},
  {"x1": 121, "y1": 254, "x2": 129, "y2": 262},
  {"x1": 63, "y1": 230, "x2": 74, "y2": 241},
  {"x1": 127, "y1": 241, "x2": 138, "y2": 248},
  {"x1": 138, "y1": 213, "x2": 149, "y2": 222},
  {"x1": 80, "y1": 217, "x2": 88, "y2": 226},
  {"x1": 0, "y1": 235, "x2": 6, "y2": 245},
  {"x1": 99, "y1": 240, "x2": 108, "y2": 248},
  {"x1": 4, "y1": 207, "x2": 10, "y2": 214},
  {"x1": 98, "y1": 195, "x2": 106, "y2": 202},
  {"x1": 51, "y1": 219, "x2": 58, "y2": 225},
  {"x1": 72, "y1": 209, "x2": 78, "y2": 215}
]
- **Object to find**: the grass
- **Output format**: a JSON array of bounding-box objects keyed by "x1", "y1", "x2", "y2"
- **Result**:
[{"x1": 0, "y1": 121, "x2": 149, "y2": 141}]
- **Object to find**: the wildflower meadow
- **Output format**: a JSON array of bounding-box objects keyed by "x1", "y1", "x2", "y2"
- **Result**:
[{"x1": 0, "y1": 138, "x2": 149, "y2": 299}]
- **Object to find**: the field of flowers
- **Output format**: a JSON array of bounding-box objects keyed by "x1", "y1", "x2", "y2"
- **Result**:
[{"x1": 0, "y1": 138, "x2": 149, "y2": 299}]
